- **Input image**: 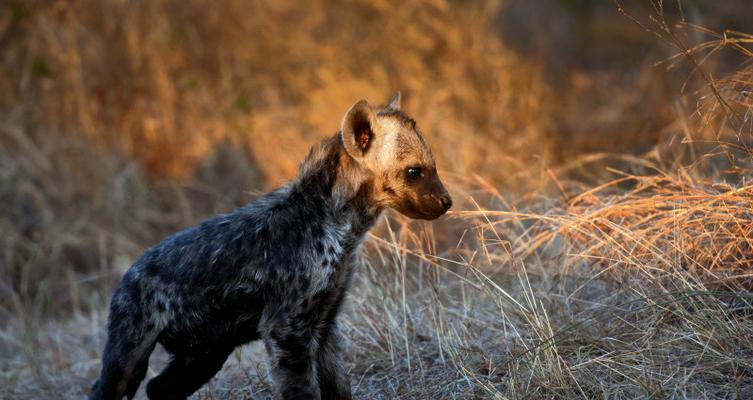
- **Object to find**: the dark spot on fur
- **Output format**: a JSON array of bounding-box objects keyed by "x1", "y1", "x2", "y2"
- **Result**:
[
  {"x1": 145, "y1": 262, "x2": 161, "y2": 278},
  {"x1": 383, "y1": 185, "x2": 397, "y2": 197},
  {"x1": 315, "y1": 241, "x2": 325, "y2": 254},
  {"x1": 310, "y1": 225, "x2": 323, "y2": 239},
  {"x1": 129, "y1": 283, "x2": 142, "y2": 303},
  {"x1": 312, "y1": 289, "x2": 333, "y2": 304}
]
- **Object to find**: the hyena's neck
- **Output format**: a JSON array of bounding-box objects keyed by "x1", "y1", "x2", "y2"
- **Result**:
[{"x1": 292, "y1": 134, "x2": 382, "y2": 234}]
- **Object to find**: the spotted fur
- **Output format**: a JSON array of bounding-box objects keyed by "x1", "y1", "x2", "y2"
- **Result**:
[{"x1": 89, "y1": 92, "x2": 452, "y2": 400}]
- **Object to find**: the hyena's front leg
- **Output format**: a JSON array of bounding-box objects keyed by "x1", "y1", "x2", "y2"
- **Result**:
[
  {"x1": 317, "y1": 323, "x2": 352, "y2": 400},
  {"x1": 266, "y1": 323, "x2": 320, "y2": 399}
]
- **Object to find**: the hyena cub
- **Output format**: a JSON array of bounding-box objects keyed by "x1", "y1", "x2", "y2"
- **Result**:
[{"x1": 90, "y1": 92, "x2": 452, "y2": 400}]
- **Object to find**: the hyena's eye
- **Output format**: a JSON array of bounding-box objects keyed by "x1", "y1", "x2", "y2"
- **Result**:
[{"x1": 406, "y1": 166, "x2": 423, "y2": 180}]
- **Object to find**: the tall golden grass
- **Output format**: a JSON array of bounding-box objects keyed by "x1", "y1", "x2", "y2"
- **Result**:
[
  {"x1": 2, "y1": 0, "x2": 753, "y2": 398},
  {"x1": 1, "y1": 0, "x2": 556, "y2": 186}
]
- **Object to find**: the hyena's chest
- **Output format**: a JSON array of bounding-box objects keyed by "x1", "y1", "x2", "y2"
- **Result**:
[{"x1": 304, "y1": 221, "x2": 363, "y2": 294}]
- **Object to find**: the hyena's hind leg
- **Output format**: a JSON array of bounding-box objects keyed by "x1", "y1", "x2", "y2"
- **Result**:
[
  {"x1": 145, "y1": 345, "x2": 235, "y2": 400},
  {"x1": 89, "y1": 301, "x2": 158, "y2": 399}
]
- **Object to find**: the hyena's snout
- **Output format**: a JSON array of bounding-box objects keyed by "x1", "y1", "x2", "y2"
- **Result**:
[
  {"x1": 421, "y1": 175, "x2": 452, "y2": 220},
  {"x1": 439, "y1": 191, "x2": 452, "y2": 211},
  {"x1": 435, "y1": 184, "x2": 453, "y2": 214}
]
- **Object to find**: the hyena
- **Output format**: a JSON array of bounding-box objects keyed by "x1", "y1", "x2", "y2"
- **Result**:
[{"x1": 89, "y1": 92, "x2": 452, "y2": 400}]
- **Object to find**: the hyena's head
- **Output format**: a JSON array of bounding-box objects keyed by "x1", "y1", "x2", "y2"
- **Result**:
[{"x1": 340, "y1": 92, "x2": 452, "y2": 220}]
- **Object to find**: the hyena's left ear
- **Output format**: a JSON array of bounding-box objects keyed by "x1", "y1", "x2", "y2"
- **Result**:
[
  {"x1": 387, "y1": 91, "x2": 401, "y2": 110},
  {"x1": 341, "y1": 99, "x2": 378, "y2": 158}
]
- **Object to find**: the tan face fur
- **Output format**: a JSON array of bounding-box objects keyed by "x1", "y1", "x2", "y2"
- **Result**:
[{"x1": 340, "y1": 93, "x2": 452, "y2": 220}]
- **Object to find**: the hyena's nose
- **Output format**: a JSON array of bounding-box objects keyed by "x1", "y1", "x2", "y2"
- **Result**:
[{"x1": 440, "y1": 195, "x2": 453, "y2": 211}]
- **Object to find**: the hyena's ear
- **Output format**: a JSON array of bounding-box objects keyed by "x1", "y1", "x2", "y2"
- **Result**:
[
  {"x1": 387, "y1": 91, "x2": 401, "y2": 110},
  {"x1": 341, "y1": 99, "x2": 378, "y2": 158}
]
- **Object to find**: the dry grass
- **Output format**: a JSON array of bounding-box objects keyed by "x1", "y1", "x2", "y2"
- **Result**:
[
  {"x1": 2, "y1": 0, "x2": 753, "y2": 399},
  {"x1": 6, "y1": 172, "x2": 753, "y2": 399},
  {"x1": 0, "y1": 0, "x2": 555, "y2": 186}
]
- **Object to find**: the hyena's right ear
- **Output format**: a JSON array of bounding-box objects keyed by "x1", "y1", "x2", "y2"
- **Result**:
[{"x1": 341, "y1": 99, "x2": 378, "y2": 159}]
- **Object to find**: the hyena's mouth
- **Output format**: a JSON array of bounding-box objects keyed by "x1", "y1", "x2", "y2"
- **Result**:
[
  {"x1": 401, "y1": 197, "x2": 452, "y2": 220},
  {"x1": 424, "y1": 193, "x2": 453, "y2": 219}
]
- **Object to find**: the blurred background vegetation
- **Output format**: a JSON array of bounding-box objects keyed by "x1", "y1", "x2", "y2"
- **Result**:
[
  {"x1": 1, "y1": 0, "x2": 750, "y2": 330},
  {"x1": 2, "y1": 1, "x2": 753, "y2": 398}
]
